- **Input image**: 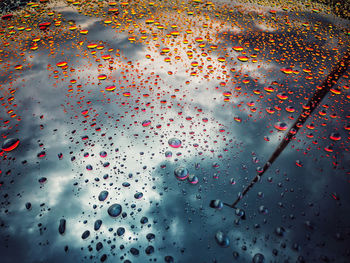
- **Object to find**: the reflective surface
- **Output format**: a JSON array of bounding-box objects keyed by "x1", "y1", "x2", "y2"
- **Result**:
[{"x1": 0, "y1": 0, "x2": 349, "y2": 262}]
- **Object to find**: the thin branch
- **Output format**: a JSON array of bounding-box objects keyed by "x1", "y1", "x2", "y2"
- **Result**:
[{"x1": 225, "y1": 48, "x2": 350, "y2": 209}]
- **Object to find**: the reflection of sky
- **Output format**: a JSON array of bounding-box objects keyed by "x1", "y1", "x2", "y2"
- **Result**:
[{"x1": 0, "y1": 1, "x2": 349, "y2": 262}]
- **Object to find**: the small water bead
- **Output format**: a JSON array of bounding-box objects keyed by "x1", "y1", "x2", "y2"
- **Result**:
[
  {"x1": 134, "y1": 192, "x2": 143, "y2": 199},
  {"x1": 235, "y1": 208, "x2": 245, "y2": 219},
  {"x1": 188, "y1": 174, "x2": 199, "y2": 184},
  {"x1": 98, "y1": 190, "x2": 109, "y2": 201},
  {"x1": 164, "y1": 256, "x2": 174, "y2": 263},
  {"x1": 209, "y1": 199, "x2": 223, "y2": 210},
  {"x1": 58, "y1": 219, "x2": 66, "y2": 235},
  {"x1": 330, "y1": 132, "x2": 341, "y2": 141},
  {"x1": 275, "y1": 226, "x2": 285, "y2": 236},
  {"x1": 252, "y1": 253, "x2": 265, "y2": 263},
  {"x1": 38, "y1": 177, "x2": 47, "y2": 184},
  {"x1": 81, "y1": 230, "x2": 90, "y2": 240},
  {"x1": 108, "y1": 204, "x2": 122, "y2": 217},
  {"x1": 145, "y1": 245, "x2": 154, "y2": 255},
  {"x1": 94, "y1": 220, "x2": 102, "y2": 231},
  {"x1": 168, "y1": 138, "x2": 182, "y2": 148},
  {"x1": 96, "y1": 242, "x2": 103, "y2": 251},
  {"x1": 142, "y1": 120, "x2": 151, "y2": 127},
  {"x1": 37, "y1": 151, "x2": 46, "y2": 158},
  {"x1": 174, "y1": 167, "x2": 189, "y2": 180},
  {"x1": 215, "y1": 231, "x2": 230, "y2": 247},
  {"x1": 165, "y1": 151, "x2": 173, "y2": 158},
  {"x1": 140, "y1": 216, "x2": 148, "y2": 224},
  {"x1": 130, "y1": 248, "x2": 139, "y2": 255},
  {"x1": 258, "y1": 205, "x2": 268, "y2": 214},
  {"x1": 99, "y1": 151, "x2": 107, "y2": 157},
  {"x1": 146, "y1": 233, "x2": 155, "y2": 241},
  {"x1": 117, "y1": 227, "x2": 125, "y2": 236}
]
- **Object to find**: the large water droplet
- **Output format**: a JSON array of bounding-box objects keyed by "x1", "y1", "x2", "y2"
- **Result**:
[
  {"x1": 108, "y1": 204, "x2": 122, "y2": 217},
  {"x1": 2, "y1": 138, "x2": 20, "y2": 151}
]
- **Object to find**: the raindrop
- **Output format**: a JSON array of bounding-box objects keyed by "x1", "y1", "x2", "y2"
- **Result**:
[
  {"x1": 58, "y1": 219, "x2": 66, "y2": 235},
  {"x1": 174, "y1": 167, "x2": 189, "y2": 180},
  {"x1": 146, "y1": 233, "x2": 155, "y2": 241},
  {"x1": 275, "y1": 226, "x2": 285, "y2": 236},
  {"x1": 188, "y1": 174, "x2": 199, "y2": 184},
  {"x1": 142, "y1": 120, "x2": 151, "y2": 127},
  {"x1": 210, "y1": 199, "x2": 223, "y2": 209},
  {"x1": 98, "y1": 191, "x2": 109, "y2": 201},
  {"x1": 108, "y1": 204, "x2": 122, "y2": 217},
  {"x1": 38, "y1": 177, "x2": 47, "y2": 184},
  {"x1": 274, "y1": 122, "x2": 288, "y2": 131},
  {"x1": 168, "y1": 138, "x2": 182, "y2": 148},
  {"x1": 81, "y1": 230, "x2": 90, "y2": 239},
  {"x1": 145, "y1": 245, "x2": 154, "y2": 255},
  {"x1": 164, "y1": 256, "x2": 174, "y2": 262},
  {"x1": 252, "y1": 253, "x2": 265, "y2": 263},
  {"x1": 99, "y1": 151, "x2": 107, "y2": 157},
  {"x1": 2, "y1": 138, "x2": 20, "y2": 151},
  {"x1": 94, "y1": 219, "x2": 102, "y2": 231},
  {"x1": 215, "y1": 231, "x2": 230, "y2": 247},
  {"x1": 117, "y1": 227, "x2": 125, "y2": 236},
  {"x1": 165, "y1": 151, "x2": 173, "y2": 158},
  {"x1": 134, "y1": 192, "x2": 143, "y2": 199}
]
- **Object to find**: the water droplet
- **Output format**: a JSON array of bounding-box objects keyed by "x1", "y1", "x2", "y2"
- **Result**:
[
  {"x1": 58, "y1": 219, "x2": 66, "y2": 235},
  {"x1": 165, "y1": 151, "x2": 173, "y2": 158},
  {"x1": 142, "y1": 120, "x2": 151, "y2": 127},
  {"x1": 275, "y1": 226, "x2": 285, "y2": 236},
  {"x1": 174, "y1": 167, "x2": 189, "y2": 180},
  {"x1": 98, "y1": 190, "x2": 109, "y2": 201},
  {"x1": 81, "y1": 230, "x2": 90, "y2": 239},
  {"x1": 252, "y1": 253, "x2": 265, "y2": 263},
  {"x1": 274, "y1": 122, "x2": 288, "y2": 131},
  {"x1": 215, "y1": 231, "x2": 230, "y2": 247},
  {"x1": 134, "y1": 192, "x2": 143, "y2": 199},
  {"x1": 188, "y1": 174, "x2": 199, "y2": 184},
  {"x1": 117, "y1": 227, "x2": 125, "y2": 236},
  {"x1": 108, "y1": 204, "x2": 122, "y2": 217},
  {"x1": 209, "y1": 199, "x2": 223, "y2": 209},
  {"x1": 168, "y1": 138, "x2": 182, "y2": 148},
  {"x1": 2, "y1": 138, "x2": 20, "y2": 151},
  {"x1": 38, "y1": 177, "x2": 47, "y2": 184},
  {"x1": 94, "y1": 219, "x2": 102, "y2": 231},
  {"x1": 37, "y1": 151, "x2": 46, "y2": 158},
  {"x1": 258, "y1": 205, "x2": 268, "y2": 214},
  {"x1": 99, "y1": 151, "x2": 107, "y2": 157}
]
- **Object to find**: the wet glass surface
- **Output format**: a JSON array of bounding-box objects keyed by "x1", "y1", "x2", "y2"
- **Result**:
[{"x1": 0, "y1": 0, "x2": 349, "y2": 262}]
